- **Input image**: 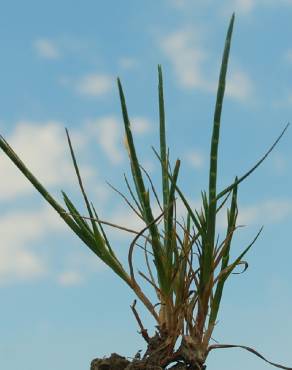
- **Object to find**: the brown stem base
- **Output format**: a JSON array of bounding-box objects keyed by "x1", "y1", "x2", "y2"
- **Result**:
[{"x1": 91, "y1": 333, "x2": 207, "y2": 370}]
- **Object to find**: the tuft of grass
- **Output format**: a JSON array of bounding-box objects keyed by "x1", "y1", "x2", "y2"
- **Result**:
[{"x1": 0, "y1": 13, "x2": 291, "y2": 370}]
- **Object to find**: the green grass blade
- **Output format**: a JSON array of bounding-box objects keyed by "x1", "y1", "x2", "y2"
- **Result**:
[
  {"x1": 165, "y1": 159, "x2": 180, "y2": 284},
  {"x1": 203, "y1": 13, "x2": 235, "y2": 290},
  {"x1": 65, "y1": 128, "x2": 102, "y2": 241},
  {"x1": 208, "y1": 344, "x2": 292, "y2": 370},
  {"x1": 62, "y1": 190, "x2": 92, "y2": 232},
  {"x1": 90, "y1": 202, "x2": 116, "y2": 258},
  {"x1": 158, "y1": 65, "x2": 170, "y2": 230},
  {"x1": 208, "y1": 178, "x2": 238, "y2": 327}
]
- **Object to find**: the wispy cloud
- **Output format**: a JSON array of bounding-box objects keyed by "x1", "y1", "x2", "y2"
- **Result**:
[
  {"x1": 119, "y1": 57, "x2": 139, "y2": 70},
  {"x1": 61, "y1": 73, "x2": 114, "y2": 98},
  {"x1": 87, "y1": 116, "x2": 124, "y2": 165},
  {"x1": 0, "y1": 203, "x2": 106, "y2": 285},
  {"x1": 34, "y1": 38, "x2": 60, "y2": 60},
  {"x1": 160, "y1": 27, "x2": 212, "y2": 91},
  {"x1": 217, "y1": 198, "x2": 292, "y2": 230},
  {"x1": 223, "y1": 0, "x2": 292, "y2": 16},
  {"x1": 131, "y1": 117, "x2": 152, "y2": 134},
  {"x1": 57, "y1": 271, "x2": 84, "y2": 286},
  {"x1": 0, "y1": 121, "x2": 94, "y2": 201},
  {"x1": 237, "y1": 199, "x2": 292, "y2": 225},
  {"x1": 86, "y1": 115, "x2": 152, "y2": 165},
  {"x1": 185, "y1": 149, "x2": 205, "y2": 169},
  {"x1": 0, "y1": 206, "x2": 64, "y2": 284},
  {"x1": 75, "y1": 74, "x2": 114, "y2": 97},
  {"x1": 225, "y1": 68, "x2": 254, "y2": 101},
  {"x1": 223, "y1": 0, "x2": 256, "y2": 14},
  {"x1": 160, "y1": 27, "x2": 254, "y2": 102}
]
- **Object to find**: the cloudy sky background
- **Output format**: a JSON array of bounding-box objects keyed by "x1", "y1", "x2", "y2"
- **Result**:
[{"x1": 0, "y1": 1, "x2": 292, "y2": 369}]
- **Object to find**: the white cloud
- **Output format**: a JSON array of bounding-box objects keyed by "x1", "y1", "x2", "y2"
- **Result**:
[
  {"x1": 0, "y1": 121, "x2": 94, "y2": 201},
  {"x1": 226, "y1": 0, "x2": 256, "y2": 14},
  {"x1": 87, "y1": 116, "x2": 124, "y2": 165},
  {"x1": 160, "y1": 27, "x2": 212, "y2": 91},
  {"x1": 119, "y1": 57, "x2": 139, "y2": 70},
  {"x1": 223, "y1": 0, "x2": 292, "y2": 16},
  {"x1": 0, "y1": 195, "x2": 107, "y2": 285},
  {"x1": 160, "y1": 27, "x2": 254, "y2": 102},
  {"x1": 131, "y1": 117, "x2": 152, "y2": 134},
  {"x1": 0, "y1": 201, "x2": 108, "y2": 285},
  {"x1": 0, "y1": 206, "x2": 64, "y2": 284},
  {"x1": 34, "y1": 38, "x2": 60, "y2": 60},
  {"x1": 86, "y1": 115, "x2": 152, "y2": 165},
  {"x1": 236, "y1": 0, "x2": 256, "y2": 12},
  {"x1": 237, "y1": 199, "x2": 292, "y2": 225},
  {"x1": 75, "y1": 74, "x2": 113, "y2": 97},
  {"x1": 57, "y1": 270, "x2": 84, "y2": 286},
  {"x1": 216, "y1": 198, "x2": 292, "y2": 231},
  {"x1": 185, "y1": 149, "x2": 205, "y2": 169},
  {"x1": 225, "y1": 69, "x2": 254, "y2": 101}
]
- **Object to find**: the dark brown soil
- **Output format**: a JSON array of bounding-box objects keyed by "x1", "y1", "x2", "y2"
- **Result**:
[{"x1": 90, "y1": 353, "x2": 190, "y2": 370}]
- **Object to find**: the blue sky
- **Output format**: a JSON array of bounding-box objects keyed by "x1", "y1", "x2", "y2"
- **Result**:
[{"x1": 0, "y1": 1, "x2": 292, "y2": 369}]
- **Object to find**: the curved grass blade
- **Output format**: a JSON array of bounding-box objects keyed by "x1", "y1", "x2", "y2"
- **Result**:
[
  {"x1": 216, "y1": 122, "x2": 290, "y2": 201},
  {"x1": 127, "y1": 210, "x2": 166, "y2": 322},
  {"x1": 208, "y1": 344, "x2": 292, "y2": 370},
  {"x1": 216, "y1": 226, "x2": 263, "y2": 285}
]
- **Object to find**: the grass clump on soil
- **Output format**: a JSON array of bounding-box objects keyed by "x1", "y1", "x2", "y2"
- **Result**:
[{"x1": 0, "y1": 13, "x2": 291, "y2": 370}]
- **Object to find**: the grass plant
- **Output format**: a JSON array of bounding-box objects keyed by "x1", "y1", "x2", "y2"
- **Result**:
[{"x1": 0, "y1": 14, "x2": 291, "y2": 370}]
